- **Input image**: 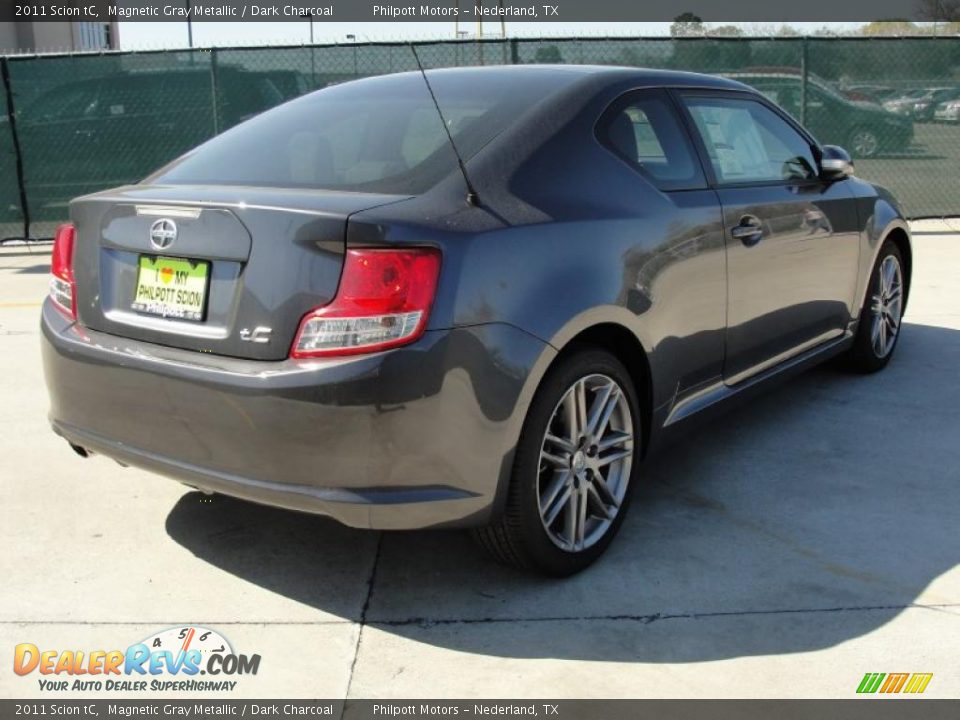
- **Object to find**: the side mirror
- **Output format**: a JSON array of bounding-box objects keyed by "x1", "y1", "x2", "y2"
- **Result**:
[{"x1": 819, "y1": 145, "x2": 854, "y2": 180}]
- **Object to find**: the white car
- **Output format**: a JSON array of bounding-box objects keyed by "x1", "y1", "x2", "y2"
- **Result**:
[{"x1": 934, "y1": 99, "x2": 960, "y2": 123}]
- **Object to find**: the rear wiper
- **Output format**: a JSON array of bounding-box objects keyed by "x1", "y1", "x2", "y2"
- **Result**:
[{"x1": 409, "y1": 44, "x2": 480, "y2": 207}]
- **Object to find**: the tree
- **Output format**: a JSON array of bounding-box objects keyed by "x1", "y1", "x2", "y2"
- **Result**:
[
  {"x1": 533, "y1": 45, "x2": 563, "y2": 64},
  {"x1": 916, "y1": 0, "x2": 960, "y2": 22},
  {"x1": 708, "y1": 25, "x2": 744, "y2": 36},
  {"x1": 671, "y1": 13, "x2": 704, "y2": 37},
  {"x1": 861, "y1": 20, "x2": 919, "y2": 35},
  {"x1": 738, "y1": 23, "x2": 799, "y2": 36},
  {"x1": 776, "y1": 25, "x2": 801, "y2": 36}
]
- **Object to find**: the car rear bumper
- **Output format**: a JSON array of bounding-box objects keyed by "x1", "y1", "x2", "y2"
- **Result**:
[{"x1": 41, "y1": 300, "x2": 552, "y2": 530}]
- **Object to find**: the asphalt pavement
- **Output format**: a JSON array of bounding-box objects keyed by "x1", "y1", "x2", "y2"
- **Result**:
[{"x1": 1, "y1": 221, "x2": 958, "y2": 699}]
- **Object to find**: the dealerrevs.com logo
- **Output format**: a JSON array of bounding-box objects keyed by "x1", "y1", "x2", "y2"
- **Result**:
[{"x1": 13, "y1": 626, "x2": 261, "y2": 693}]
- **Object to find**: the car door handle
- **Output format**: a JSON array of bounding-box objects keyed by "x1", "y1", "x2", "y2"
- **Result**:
[{"x1": 731, "y1": 216, "x2": 764, "y2": 247}]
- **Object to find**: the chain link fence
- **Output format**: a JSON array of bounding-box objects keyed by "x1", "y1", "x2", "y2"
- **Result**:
[{"x1": 2, "y1": 36, "x2": 959, "y2": 241}]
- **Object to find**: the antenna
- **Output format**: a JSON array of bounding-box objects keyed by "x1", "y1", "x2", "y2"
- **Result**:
[{"x1": 409, "y1": 44, "x2": 479, "y2": 206}]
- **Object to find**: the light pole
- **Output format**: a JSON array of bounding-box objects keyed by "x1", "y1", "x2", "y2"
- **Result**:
[
  {"x1": 301, "y1": 10, "x2": 314, "y2": 44},
  {"x1": 346, "y1": 34, "x2": 358, "y2": 77},
  {"x1": 185, "y1": 0, "x2": 193, "y2": 48},
  {"x1": 455, "y1": 30, "x2": 468, "y2": 66},
  {"x1": 301, "y1": 11, "x2": 316, "y2": 87}
]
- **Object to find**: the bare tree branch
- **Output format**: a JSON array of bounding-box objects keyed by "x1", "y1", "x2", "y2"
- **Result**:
[{"x1": 916, "y1": 0, "x2": 960, "y2": 22}]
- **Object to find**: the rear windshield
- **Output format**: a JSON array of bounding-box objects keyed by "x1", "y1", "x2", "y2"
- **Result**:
[{"x1": 150, "y1": 69, "x2": 577, "y2": 195}]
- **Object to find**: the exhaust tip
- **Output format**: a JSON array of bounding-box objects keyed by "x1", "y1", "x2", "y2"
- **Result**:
[{"x1": 69, "y1": 443, "x2": 90, "y2": 458}]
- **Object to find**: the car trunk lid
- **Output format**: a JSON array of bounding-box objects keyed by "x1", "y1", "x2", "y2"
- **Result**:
[{"x1": 70, "y1": 184, "x2": 409, "y2": 361}]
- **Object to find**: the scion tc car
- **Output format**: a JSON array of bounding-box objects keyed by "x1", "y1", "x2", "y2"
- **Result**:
[{"x1": 42, "y1": 67, "x2": 911, "y2": 575}]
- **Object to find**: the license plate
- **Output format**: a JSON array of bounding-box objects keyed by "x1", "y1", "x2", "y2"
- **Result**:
[{"x1": 132, "y1": 255, "x2": 210, "y2": 321}]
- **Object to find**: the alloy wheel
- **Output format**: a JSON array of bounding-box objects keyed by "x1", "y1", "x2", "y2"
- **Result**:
[
  {"x1": 851, "y1": 129, "x2": 879, "y2": 158},
  {"x1": 870, "y1": 254, "x2": 903, "y2": 358},
  {"x1": 537, "y1": 373, "x2": 634, "y2": 552}
]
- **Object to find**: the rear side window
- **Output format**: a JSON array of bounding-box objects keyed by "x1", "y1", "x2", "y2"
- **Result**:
[
  {"x1": 597, "y1": 90, "x2": 705, "y2": 191},
  {"x1": 151, "y1": 69, "x2": 578, "y2": 195}
]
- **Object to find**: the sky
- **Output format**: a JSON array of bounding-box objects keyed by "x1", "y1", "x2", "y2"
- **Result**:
[{"x1": 117, "y1": 21, "x2": 864, "y2": 49}]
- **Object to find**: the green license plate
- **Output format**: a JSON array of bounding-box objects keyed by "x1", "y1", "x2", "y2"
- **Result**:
[{"x1": 132, "y1": 255, "x2": 210, "y2": 321}]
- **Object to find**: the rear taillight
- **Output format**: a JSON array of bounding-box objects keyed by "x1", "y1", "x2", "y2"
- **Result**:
[
  {"x1": 291, "y1": 248, "x2": 441, "y2": 358},
  {"x1": 49, "y1": 223, "x2": 77, "y2": 319}
]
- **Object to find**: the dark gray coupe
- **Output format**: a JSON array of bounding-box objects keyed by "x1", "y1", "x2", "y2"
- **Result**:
[{"x1": 42, "y1": 66, "x2": 911, "y2": 575}]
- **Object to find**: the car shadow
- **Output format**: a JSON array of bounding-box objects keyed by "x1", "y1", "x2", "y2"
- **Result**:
[
  {"x1": 165, "y1": 321, "x2": 960, "y2": 662},
  {"x1": 8, "y1": 262, "x2": 51, "y2": 274}
]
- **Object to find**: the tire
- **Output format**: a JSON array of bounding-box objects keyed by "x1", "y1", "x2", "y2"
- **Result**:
[
  {"x1": 473, "y1": 348, "x2": 642, "y2": 576},
  {"x1": 844, "y1": 240, "x2": 905, "y2": 373},
  {"x1": 848, "y1": 127, "x2": 880, "y2": 158}
]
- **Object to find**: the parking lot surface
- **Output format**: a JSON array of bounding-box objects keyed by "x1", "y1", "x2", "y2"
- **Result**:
[
  {"x1": 859, "y1": 123, "x2": 960, "y2": 216},
  {"x1": 1, "y1": 223, "x2": 958, "y2": 699}
]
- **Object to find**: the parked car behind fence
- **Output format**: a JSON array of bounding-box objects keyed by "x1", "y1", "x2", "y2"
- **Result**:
[
  {"x1": 726, "y1": 72, "x2": 914, "y2": 158},
  {"x1": 14, "y1": 66, "x2": 290, "y2": 225},
  {"x1": 904, "y1": 87, "x2": 960, "y2": 122}
]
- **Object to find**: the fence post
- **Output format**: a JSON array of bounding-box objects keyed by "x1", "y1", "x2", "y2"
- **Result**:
[
  {"x1": 0, "y1": 56, "x2": 30, "y2": 243},
  {"x1": 800, "y1": 37, "x2": 808, "y2": 126},
  {"x1": 210, "y1": 47, "x2": 220, "y2": 136},
  {"x1": 510, "y1": 38, "x2": 519, "y2": 65}
]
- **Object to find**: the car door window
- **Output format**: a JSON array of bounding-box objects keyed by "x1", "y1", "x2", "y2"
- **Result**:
[
  {"x1": 597, "y1": 90, "x2": 705, "y2": 191},
  {"x1": 683, "y1": 96, "x2": 817, "y2": 185},
  {"x1": 97, "y1": 77, "x2": 165, "y2": 119},
  {"x1": 28, "y1": 84, "x2": 100, "y2": 122}
]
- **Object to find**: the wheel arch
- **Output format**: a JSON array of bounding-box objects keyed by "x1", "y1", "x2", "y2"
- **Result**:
[
  {"x1": 549, "y1": 322, "x2": 654, "y2": 460},
  {"x1": 485, "y1": 319, "x2": 655, "y2": 539},
  {"x1": 882, "y1": 226, "x2": 913, "y2": 314},
  {"x1": 488, "y1": 317, "x2": 657, "y2": 524}
]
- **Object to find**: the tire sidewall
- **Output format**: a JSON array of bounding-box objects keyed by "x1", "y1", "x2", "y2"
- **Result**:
[
  {"x1": 509, "y1": 348, "x2": 642, "y2": 576},
  {"x1": 851, "y1": 241, "x2": 905, "y2": 371}
]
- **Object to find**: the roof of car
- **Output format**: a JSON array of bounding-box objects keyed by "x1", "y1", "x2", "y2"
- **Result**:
[{"x1": 420, "y1": 64, "x2": 755, "y2": 91}]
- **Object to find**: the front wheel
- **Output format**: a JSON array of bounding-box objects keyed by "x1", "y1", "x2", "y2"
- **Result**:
[
  {"x1": 848, "y1": 127, "x2": 881, "y2": 158},
  {"x1": 844, "y1": 240, "x2": 905, "y2": 373},
  {"x1": 473, "y1": 348, "x2": 641, "y2": 576}
]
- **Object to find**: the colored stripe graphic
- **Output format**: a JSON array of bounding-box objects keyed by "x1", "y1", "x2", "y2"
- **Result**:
[
  {"x1": 857, "y1": 673, "x2": 886, "y2": 694},
  {"x1": 880, "y1": 673, "x2": 910, "y2": 693},
  {"x1": 857, "y1": 672, "x2": 933, "y2": 694},
  {"x1": 903, "y1": 673, "x2": 933, "y2": 694}
]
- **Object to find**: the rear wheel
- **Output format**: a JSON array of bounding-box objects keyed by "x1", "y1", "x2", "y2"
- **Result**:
[
  {"x1": 844, "y1": 240, "x2": 905, "y2": 373},
  {"x1": 473, "y1": 348, "x2": 641, "y2": 576}
]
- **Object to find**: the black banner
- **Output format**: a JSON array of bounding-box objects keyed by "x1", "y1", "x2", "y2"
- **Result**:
[
  {"x1": 3, "y1": 0, "x2": 956, "y2": 23},
  {"x1": 1, "y1": 700, "x2": 960, "y2": 719}
]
